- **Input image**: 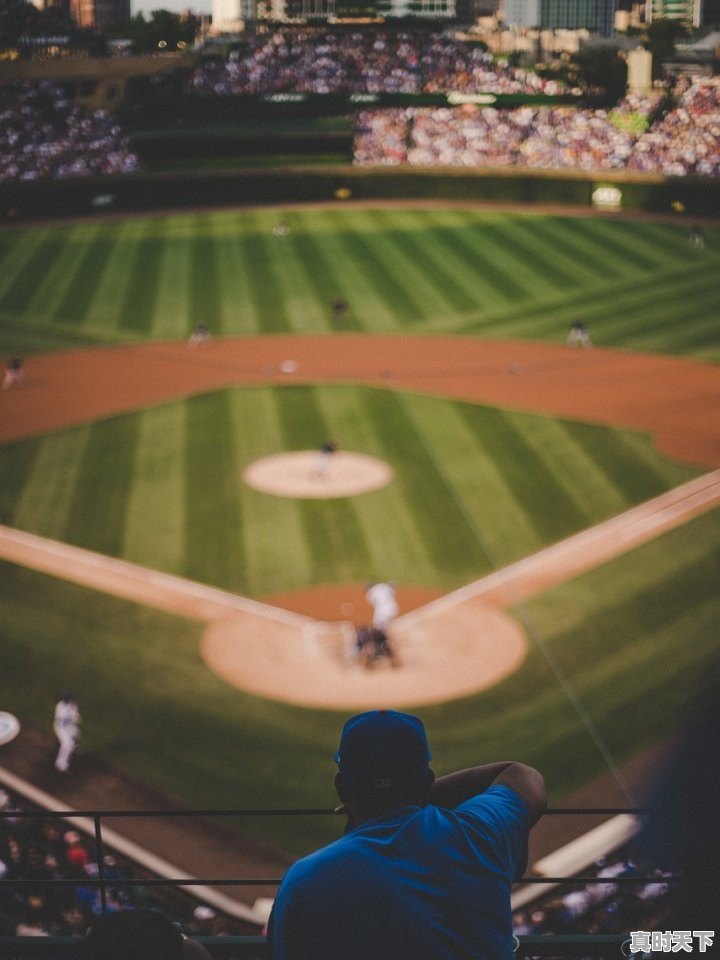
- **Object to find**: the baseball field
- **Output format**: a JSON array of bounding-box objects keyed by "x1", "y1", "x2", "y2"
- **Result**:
[{"x1": 0, "y1": 205, "x2": 719, "y2": 856}]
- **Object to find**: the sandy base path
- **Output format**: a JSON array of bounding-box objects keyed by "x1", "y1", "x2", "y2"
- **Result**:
[
  {"x1": 2, "y1": 469, "x2": 718, "y2": 708},
  {"x1": 2, "y1": 336, "x2": 720, "y2": 467}
]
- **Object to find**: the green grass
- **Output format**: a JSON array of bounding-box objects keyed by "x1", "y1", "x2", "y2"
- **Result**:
[
  {"x1": 0, "y1": 205, "x2": 718, "y2": 859},
  {"x1": 0, "y1": 505, "x2": 718, "y2": 855},
  {"x1": 0, "y1": 386, "x2": 698, "y2": 597},
  {"x1": 0, "y1": 208, "x2": 718, "y2": 359}
]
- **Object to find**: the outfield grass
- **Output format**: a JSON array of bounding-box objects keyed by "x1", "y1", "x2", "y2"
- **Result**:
[
  {"x1": 1, "y1": 206, "x2": 718, "y2": 856},
  {"x1": 0, "y1": 208, "x2": 718, "y2": 359}
]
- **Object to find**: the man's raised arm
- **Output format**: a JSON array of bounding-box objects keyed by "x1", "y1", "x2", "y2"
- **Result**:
[{"x1": 430, "y1": 761, "x2": 547, "y2": 825}]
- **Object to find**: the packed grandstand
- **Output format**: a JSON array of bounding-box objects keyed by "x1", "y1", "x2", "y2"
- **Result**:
[{"x1": 1, "y1": 34, "x2": 719, "y2": 181}]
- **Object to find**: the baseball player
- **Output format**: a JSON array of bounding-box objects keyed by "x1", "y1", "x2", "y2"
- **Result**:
[
  {"x1": 53, "y1": 693, "x2": 81, "y2": 773},
  {"x1": 2, "y1": 357, "x2": 24, "y2": 390},
  {"x1": 187, "y1": 323, "x2": 211, "y2": 348},
  {"x1": 314, "y1": 438, "x2": 339, "y2": 478},
  {"x1": 566, "y1": 321, "x2": 592, "y2": 349},
  {"x1": 365, "y1": 582, "x2": 399, "y2": 632}
]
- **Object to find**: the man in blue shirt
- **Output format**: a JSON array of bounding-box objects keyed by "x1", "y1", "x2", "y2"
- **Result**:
[{"x1": 268, "y1": 710, "x2": 546, "y2": 960}]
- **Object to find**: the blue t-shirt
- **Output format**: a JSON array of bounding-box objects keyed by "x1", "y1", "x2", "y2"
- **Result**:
[{"x1": 268, "y1": 785, "x2": 528, "y2": 960}]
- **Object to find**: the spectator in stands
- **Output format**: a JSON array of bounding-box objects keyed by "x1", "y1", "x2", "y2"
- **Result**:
[
  {"x1": 0, "y1": 80, "x2": 139, "y2": 183},
  {"x1": 268, "y1": 709, "x2": 546, "y2": 960},
  {"x1": 81, "y1": 908, "x2": 211, "y2": 959},
  {"x1": 352, "y1": 79, "x2": 720, "y2": 177}
]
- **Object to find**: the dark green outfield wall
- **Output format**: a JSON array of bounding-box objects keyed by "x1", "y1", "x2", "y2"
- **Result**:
[{"x1": 1, "y1": 165, "x2": 718, "y2": 223}]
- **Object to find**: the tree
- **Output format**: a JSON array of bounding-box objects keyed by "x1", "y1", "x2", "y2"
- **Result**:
[
  {"x1": 643, "y1": 17, "x2": 689, "y2": 77},
  {"x1": 572, "y1": 44, "x2": 628, "y2": 104}
]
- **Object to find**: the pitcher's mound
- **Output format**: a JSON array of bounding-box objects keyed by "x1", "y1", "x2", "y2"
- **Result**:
[{"x1": 243, "y1": 451, "x2": 393, "y2": 499}]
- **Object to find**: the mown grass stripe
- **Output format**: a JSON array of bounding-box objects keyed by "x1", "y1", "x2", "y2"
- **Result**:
[
  {"x1": 150, "y1": 215, "x2": 192, "y2": 340},
  {"x1": 632, "y1": 220, "x2": 717, "y2": 263},
  {"x1": 62, "y1": 416, "x2": 140, "y2": 556},
  {"x1": 555, "y1": 217, "x2": 662, "y2": 274},
  {"x1": 0, "y1": 232, "x2": 65, "y2": 318},
  {"x1": 502, "y1": 413, "x2": 632, "y2": 528},
  {"x1": 394, "y1": 392, "x2": 530, "y2": 568},
  {"x1": 287, "y1": 220, "x2": 360, "y2": 333},
  {"x1": 372, "y1": 210, "x2": 481, "y2": 318},
  {"x1": 188, "y1": 216, "x2": 222, "y2": 334},
  {"x1": 10, "y1": 427, "x2": 92, "y2": 541},
  {"x1": 118, "y1": 219, "x2": 166, "y2": 335},
  {"x1": 208, "y1": 213, "x2": 251, "y2": 336},
  {"x1": 309, "y1": 386, "x2": 427, "y2": 581},
  {"x1": 50, "y1": 226, "x2": 118, "y2": 328},
  {"x1": 560, "y1": 420, "x2": 672, "y2": 505},
  {"x1": 0, "y1": 230, "x2": 53, "y2": 303},
  {"x1": 404, "y1": 210, "x2": 523, "y2": 313},
  {"x1": 529, "y1": 217, "x2": 626, "y2": 282},
  {"x1": 576, "y1": 220, "x2": 666, "y2": 272},
  {"x1": 459, "y1": 404, "x2": 588, "y2": 546},
  {"x1": 362, "y1": 389, "x2": 490, "y2": 581},
  {"x1": 305, "y1": 210, "x2": 402, "y2": 332},
  {"x1": 122, "y1": 403, "x2": 186, "y2": 573},
  {"x1": 235, "y1": 212, "x2": 293, "y2": 333},
  {"x1": 597, "y1": 275, "x2": 720, "y2": 348},
  {"x1": 82, "y1": 220, "x2": 142, "y2": 336},
  {"x1": 255, "y1": 214, "x2": 332, "y2": 334},
  {"x1": 424, "y1": 216, "x2": 535, "y2": 309},
  {"x1": 273, "y1": 386, "x2": 374, "y2": 583},
  {"x1": 222, "y1": 215, "x2": 262, "y2": 336},
  {"x1": 332, "y1": 210, "x2": 430, "y2": 325},
  {"x1": 550, "y1": 217, "x2": 660, "y2": 281},
  {"x1": 0, "y1": 436, "x2": 41, "y2": 527},
  {"x1": 183, "y1": 391, "x2": 245, "y2": 591},
  {"x1": 487, "y1": 218, "x2": 584, "y2": 291},
  {"x1": 654, "y1": 312, "x2": 720, "y2": 359},
  {"x1": 233, "y1": 387, "x2": 311, "y2": 596},
  {"x1": 468, "y1": 255, "x2": 718, "y2": 347}
]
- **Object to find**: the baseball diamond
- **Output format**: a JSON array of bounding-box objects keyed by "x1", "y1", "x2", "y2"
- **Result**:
[{"x1": 0, "y1": 207, "x2": 719, "y2": 862}]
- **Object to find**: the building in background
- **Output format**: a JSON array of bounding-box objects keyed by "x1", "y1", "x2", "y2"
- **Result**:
[
  {"x1": 503, "y1": 0, "x2": 616, "y2": 36},
  {"x1": 211, "y1": 0, "x2": 257, "y2": 32},
  {"x1": 70, "y1": 0, "x2": 130, "y2": 28},
  {"x1": 645, "y1": 0, "x2": 700, "y2": 25}
]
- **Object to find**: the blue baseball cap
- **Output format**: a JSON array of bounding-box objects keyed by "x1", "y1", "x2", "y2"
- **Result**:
[{"x1": 335, "y1": 710, "x2": 431, "y2": 790}]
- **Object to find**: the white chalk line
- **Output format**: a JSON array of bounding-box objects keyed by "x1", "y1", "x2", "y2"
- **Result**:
[
  {"x1": 0, "y1": 766, "x2": 267, "y2": 925},
  {"x1": 0, "y1": 525, "x2": 310, "y2": 628},
  {"x1": 398, "y1": 469, "x2": 720, "y2": 627}
]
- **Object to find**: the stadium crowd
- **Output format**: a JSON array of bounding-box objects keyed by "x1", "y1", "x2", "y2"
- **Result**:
[
  {"x1": 0, "y1": 80, "x2": 140, "y2": 182},
  {"x1": 513, "y1": 853, "x2": 674, "y2": 936},
  {"x1": 0, "y1": 787, "x2": 230, "y2": 939},
  {"x1": 353, "y1": 79, "x2": 720, "y2": 175},
  {"x1": 188, "y1": 30, "x2": 564, "y2": 96}
]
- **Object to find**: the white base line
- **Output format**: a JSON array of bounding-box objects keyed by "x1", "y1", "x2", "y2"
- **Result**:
[
  {"x1": 398, "y1": 469, "x2": 720, "y2": 626},
  {"x1": 0, "y1": 765, "x2": 267, "y2": 925},
  {"x1": 0, "y1": 525, "x2": 309, "y2": 628}
]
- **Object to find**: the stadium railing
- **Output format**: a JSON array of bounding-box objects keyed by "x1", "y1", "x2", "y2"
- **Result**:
[{"x1": 0, "y1": 806, "x2": 665, "y2": 959}]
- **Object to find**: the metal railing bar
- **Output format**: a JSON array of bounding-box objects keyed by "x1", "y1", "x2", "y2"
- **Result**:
[
  {"x1": 0, "y1": 806, "x2": 644, "y2": 818},
  {"x1": 0, "y1": 874, "x2": 677, "y2": 886}
]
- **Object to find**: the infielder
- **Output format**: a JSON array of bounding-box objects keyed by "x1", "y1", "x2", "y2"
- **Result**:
[
  {"x1": 53, "y1": 694, "x2": 80, "y2": 773},
  {"x1": 365, "y1": 582, "x2": 399, "y2": 632}
]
